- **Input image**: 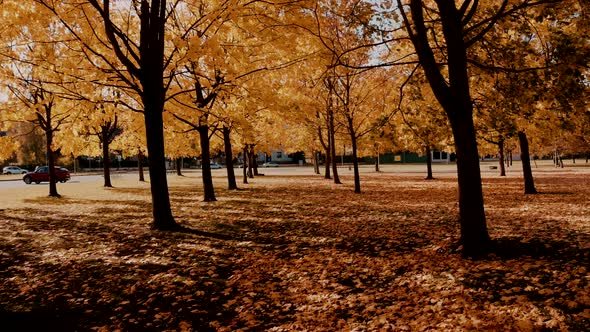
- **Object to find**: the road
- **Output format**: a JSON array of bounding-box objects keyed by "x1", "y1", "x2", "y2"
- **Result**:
[
  {"x1": 3, "y1": 161, "x2": 557, "y2": 190},
  {"x1": 0, "y1": 163, "x2": 456, "y2": 189},
  {"x1": 0, "y1": 173, "x2": 112, "y2": 190}
]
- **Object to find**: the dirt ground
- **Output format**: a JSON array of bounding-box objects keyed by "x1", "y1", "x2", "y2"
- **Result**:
[{"x1": 0, "y1": 161, "x2": 588, "y2": 331}]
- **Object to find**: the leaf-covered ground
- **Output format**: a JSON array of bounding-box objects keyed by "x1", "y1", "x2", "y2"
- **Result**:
[{"x1": 0, "y1": 163, "x2": 588, "y2": 331}]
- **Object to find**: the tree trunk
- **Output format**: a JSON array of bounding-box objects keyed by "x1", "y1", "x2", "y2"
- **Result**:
[
  {"x1": 324, "y1": 147, "x2": 331, "y2": 178},
  {"x1": 242, "y1": 147, "x2": 248, "y2": 184},
  {"x1": 450, "y1": 112, "x2": 490, "y2": 257},
  {"x1": 138, "y1": 149, "x2": 145, "y2": 182},
  {"x1": 138, "y1": 0, "x2": 177, "y2": 230},
  {"x1": 223, "y1": 127, "x2": 238, "y2": 190},
  {"x1": 425, "y1": 144, "x2": 434, "y2": 180},
  {"x1": 318, "y1": 125, "x2": 331, "y2": 179},
  {"x1": 46, "y1": 128, "x2": 60, "y2": 197},
  {"x1": 176, "y1": 157, "x2": 182, "y2": 176},
  {"x1": 559, "y1": 155, "x2": 564, "y2": 168},
  {"x1": 247, "y1": 146, "x2": 254, "y2": 179},
  {"x1": 375, "y1": 146, "x2": 380, "y2": 172},
  {"x1": 404, "y1": 0, "x2": 490, "y2": 257},
  {"x1": 102, "y1": 128, "x2": 113, "y2": 187},
  {"x1": 498, "y1": 139, "x2": 506, "y2": 177},
  {"x1": 517, "y1": 131, "x2": 537, "y2": 194},
  {"x1": 143, "y1": 101, "x2": 177, "y2": 230},
  {"x1": 328, "y1": 109, "x2": 341, "y2": 184},
  {"x1": 253, "y1": 152, "x2": 260, "y2": 176},
  {"x1": 313, "y1": 151, "x2": 320, "y2": 174},
  {"x1": 198, "y1": 126, "x2": 216, "y2": 202},
  {"x1": 348, "y1": 122, "x2": 361, "y2": 194},
  {"x1": 505, "y1": 149, "x2": 510, "y2": 169}
]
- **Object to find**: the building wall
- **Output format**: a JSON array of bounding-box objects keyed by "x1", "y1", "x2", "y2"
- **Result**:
[{"x1": 258, "y1": 150, "x2": 292, "y2": 163}]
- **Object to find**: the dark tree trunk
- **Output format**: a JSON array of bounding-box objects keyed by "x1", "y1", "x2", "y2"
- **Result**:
[
  {"x1": 505, "y1": 149, "x2": 510, "y2": 168},
  {"x1": 46, "y1": 128, "x2": 60, "y2": 197},
  {"x1": 498, "y1": 139, "x2": 506, "y2": 177},
  {"x1": 223, "y1": 127, "x2": 238, "y2": 190},
  {"x1": 450, "y1": 111, "x2": 490, "y2": 256},
  {"x1": 324, "y1": 148, "x2": 331, "y2": 178},
  {"x1": 328, "y1": 110, "x2": 341, "y2": 184},
  {"x1": 559, "y1": 155, "x2": 564, "y2": 168},
  {"x1": 404, "y1": 0, "x2": 490, "y2": 257},
  {"x1": 425, "y1": 144, "x2": 434, "y2": 180},
  {"x1": 198, "y1": 126, "x2": 216, "y2": 202},
  {"x1": 347, "y1": 117, "x2": 361, "y2": 193},
  {"x1": 138, "y1": 149, "x2": 145, "y2": 182},
  {"x1": 98, "y1": 118, "x2": 119, "y2": 187},
  {"x1": 137, "y1": 0, "x2": 177, "y2": 230},
  {"x1": 313, "y1": 151, "x2": 320, "y2": 174},
  {"x1": 517, "y1": 131, "x2": 537, "y2": 194},
  {"x1": 242, "y1": 147, "x2": 248, "y2": 184},
  {"x1": 375, "y1": 146, "x2": 380, "y2": 172},
  {"x1": 102, "y1": 128, "x2": 113, "y2": 187},
  {"x1": 318, "y1": 125, "x2": 331, "y2": 179},
  {"x1": 176, "y1": 157, "x2": 182, "y2": 176},
  {"x1": 351, "y1": 140, "x2": 361, "y2": 193},
  {"x1": 247, "y1": 146, "x2": 254, "y2": 179},
  {"x1": 253, "y1": 152, "x2": 259, "y2": 176},
  {"x1": 143, "y1": 100, "x2": 177, "y2": 229}
]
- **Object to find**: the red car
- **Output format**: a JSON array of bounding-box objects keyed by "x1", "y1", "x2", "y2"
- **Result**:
[{"x1": 23, "y1": 166, "x2": 71, "y2": 184}]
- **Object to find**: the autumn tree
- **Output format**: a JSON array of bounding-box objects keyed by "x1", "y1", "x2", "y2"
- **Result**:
[
  {"x1": 0, "y1": 7, "x2": 80, "y2": 197},
  {"x1": 0, "y1": 122, "x2": 46, "y2": 166},
  {"x1": 333, "y1": 68, "x2": 394, "y2": 193},
  {"x1": 0, "y1": 128, "x2": 18, "y2": 163},
  {"x1": 399, "y1": 76, "x2": 453, "y2": 180},
  {"x1": 222, "y1": 123, "x2": 239, "y2": 190},
  {"x1": 31, "y1": 0, "x2": 210, "y2": 229},
  {"x1": 389, "y1": 0, "x2": 571, "y2": 256},
  {"x1": 6, "y1": 84, "x2": 73, "y2": 196},
  {"x1": 471, "y1": 0, "x2": 588, "y2": 191},
  {"x1": 82, "y1": 102, "x2": 123, "y2": 187}
]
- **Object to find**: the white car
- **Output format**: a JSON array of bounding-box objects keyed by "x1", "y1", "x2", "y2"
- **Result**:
[
  {"x1": 2, "y1": 166, "x2": 28, "y2": 174},
  {"x1": 262, "y1": 162, "x2": 280, "y2": 167},
  {"x1": 210, "y1": 163, "x2": 223, "y2": 169}
]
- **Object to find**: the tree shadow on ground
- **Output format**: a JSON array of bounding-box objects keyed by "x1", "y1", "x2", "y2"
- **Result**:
[
  {"x1": 1, "y1": 173, "x2": 588, "y2": 330},
  {"x1": 489, "y1": 236, "x2": 589, "y2": 261},
  {"x1": 459, "y1": 235, "x2": 590, "y2": 330},
  {"x1": 0, "y1": 308, "x2": 82, "y2": 332}
]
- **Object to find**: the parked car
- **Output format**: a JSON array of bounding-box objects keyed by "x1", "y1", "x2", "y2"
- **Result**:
[
  {"x1": 262, "y1": 162, "x2": 280, "y2": 167},
  {"x1": 23, "y1": 166, "x2": 71, "y2": 184},
  {"x1": 210, "y1": 163, "x2": 223, "y2": 169},
  {"x1": 2, "y1": 166, "x2": 28, "y2": 174}
]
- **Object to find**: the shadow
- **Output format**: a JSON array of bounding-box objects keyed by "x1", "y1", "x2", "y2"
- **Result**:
[
  {"x1": 176, "y1": 226, "x2": 238, "y2": 241},
  {"x1": 108, "y1": 187, "x2": 150, "y2": 195},
  {"x1": 0, "y1": 308, "x2": 82, "y2": 332},
  {"x1": 460, "y1": 236, "x2": 590, "y2": 321},
  {"x1": 489, "y1": 236, "x2": 590, "y2": 261},
  {"x1": 537, "y1": 191, "x2": 576, "y2": 195},
  {"x1": 2, "y1": 170, "x2": 589, "y2": 330}
]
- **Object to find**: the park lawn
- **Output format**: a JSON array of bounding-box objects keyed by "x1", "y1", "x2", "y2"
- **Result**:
[{"x1": 0, "y1": 165, "x2": 589, "y2": 331}]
